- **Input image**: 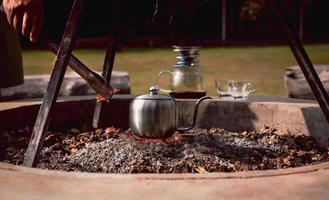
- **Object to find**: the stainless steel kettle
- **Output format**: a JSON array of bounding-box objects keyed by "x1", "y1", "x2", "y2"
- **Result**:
[{"x1": 129, "y1": 86, "x2": 211, "y2": 138}]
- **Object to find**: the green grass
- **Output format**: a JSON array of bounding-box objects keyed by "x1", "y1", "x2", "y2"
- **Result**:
[{"x1": 22, "y1": 44, "x2": 329, "y2": 97}]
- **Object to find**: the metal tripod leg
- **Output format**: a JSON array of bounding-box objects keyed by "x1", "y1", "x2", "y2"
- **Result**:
[
  {"x1": 93, "y1": 0, "x2": 120, "y2": 128},
  {"x1": 268, "y1": 0, "x2": 329, "y2": 125},
  {"x1": 93, "y1": 35, "x2": 118, "y2": 128},
  {"x1": 23, "y1": 0, "x2": 84, "y2": 167}
]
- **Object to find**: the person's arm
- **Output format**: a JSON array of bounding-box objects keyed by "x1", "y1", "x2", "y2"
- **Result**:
[{"x1": 2, "y1": 0, "x2": 43, "y2": 42}]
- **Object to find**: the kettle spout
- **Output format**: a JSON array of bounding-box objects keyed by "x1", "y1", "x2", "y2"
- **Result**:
[{"x1": 177, "y1": 96, "x2": 212, "y2": 132}]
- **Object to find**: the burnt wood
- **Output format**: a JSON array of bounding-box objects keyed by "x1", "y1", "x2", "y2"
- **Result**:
[{"x1": 23, "y1": 0, "x2": 85, "y2": 167}]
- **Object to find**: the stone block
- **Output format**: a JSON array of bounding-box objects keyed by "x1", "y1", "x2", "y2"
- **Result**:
[
  {"x1": 0, "y1": 71, "x2": 130, "y2": 100},
  {"x1": 284, "y1": 65, "x2": 329, "y2": 99}
]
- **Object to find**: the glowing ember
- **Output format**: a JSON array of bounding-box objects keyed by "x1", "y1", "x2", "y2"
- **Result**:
[
  {"x1": 113, "y1": 88, "x2": 120, "y2": 94},
  {"x1": 127, "y1": 133, "x2": 183, "y2": 143},
  {"x1": 105, "y1": 127, "x2": 118, "y2": 135},
  {"x1": 96, "y1": 95, "x2": 106, "y2": 103},
  {"x1": 96, "y1": 88, "x2": 121, "y2": 102}
]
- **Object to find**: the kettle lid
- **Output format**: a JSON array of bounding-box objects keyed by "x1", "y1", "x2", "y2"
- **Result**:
[{"x1": 135, "y1": 86, "x2": 173, "y2": 100}]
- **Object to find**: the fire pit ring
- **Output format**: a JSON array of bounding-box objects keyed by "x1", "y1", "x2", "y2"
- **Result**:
[{"x1": 0, "y1": 95, "x2": 329, "y2": 199}]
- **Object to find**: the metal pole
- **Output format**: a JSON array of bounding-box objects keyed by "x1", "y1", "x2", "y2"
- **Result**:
[
  {"x1": 221, "y1": 0, "x2": 227, "y2": 44},
  {"x1": 23, "y1": 0, "x2": 84, "y2": 167},
  {"x1": 93, "y1": 0, "x2": 120, "y2": 128},
  {"x1": 48, "y1": 42, "x2": 113, "y2": 99},
  {"x1": 268, "y1": 0, "x2": 329, "y2": 125},
  {"x1": 299, "y1": 0, "x2": 305, "y2": 41}
]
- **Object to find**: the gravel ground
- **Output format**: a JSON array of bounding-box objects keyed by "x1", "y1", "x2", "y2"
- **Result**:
[{"x1": 1, "y1": 126, "x2": 328, "y2": 173}]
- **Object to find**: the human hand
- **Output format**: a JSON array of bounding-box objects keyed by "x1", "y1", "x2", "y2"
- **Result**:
[{"x1": 2, "y1": 0, "x2": 43, "y2": 42}]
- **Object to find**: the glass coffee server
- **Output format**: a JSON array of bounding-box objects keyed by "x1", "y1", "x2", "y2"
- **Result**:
[{"x1": 155, "y1": 46, "x2": 206, "y2": 99}]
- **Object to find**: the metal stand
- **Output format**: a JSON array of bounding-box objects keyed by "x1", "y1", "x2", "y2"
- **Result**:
[
  {"x1": 23, "y1": 0, "x2": 329, "y2": 167},
  {"x1": 23, "y1": 0, "x2": 120, "y2": 167},
  {"x1": 23, "y1": 0, "x2": 84, "y2": 167}
]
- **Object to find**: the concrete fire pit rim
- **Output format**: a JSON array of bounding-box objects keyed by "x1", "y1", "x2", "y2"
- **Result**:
[
  {"x1": 1, "y1": 96, "x2": 329, "y2": 200},
  {"x1": 1, "y1": 95, "x2": 328, "y2": 180},
  {"x1": 0, "y1": 95, "x2": 320, "y2": 113},
  {"x1": 1, "y1": 161, "x2": 329, "y2": 181}
]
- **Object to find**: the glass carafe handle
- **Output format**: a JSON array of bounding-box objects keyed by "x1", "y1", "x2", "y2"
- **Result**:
[{"x1": 155, "y1": 70, "x2": 173, "y2": 93}]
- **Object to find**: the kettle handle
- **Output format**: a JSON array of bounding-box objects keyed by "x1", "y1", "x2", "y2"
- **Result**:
[
  {"x1": 177, "y1": 96, "x2": 212, "y2": 132},
  {"x1": 155, "y1": 70, "x2": 173, "y2": 93}
]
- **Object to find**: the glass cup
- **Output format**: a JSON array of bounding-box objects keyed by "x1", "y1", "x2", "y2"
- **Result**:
[
  {"x1": 215, "y1": 80, "x2": 232, "y2": 100},
  {"x1": 228, "y1": 80, "x2": 256, "y2": 99},
  {"x1": 215, "y1": 80, "x2": 256, "y2": 100}
]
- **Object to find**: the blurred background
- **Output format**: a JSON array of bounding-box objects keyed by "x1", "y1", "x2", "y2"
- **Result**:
[{"x1": 19, "y1": 0, "x2": 329, "y2": 97}]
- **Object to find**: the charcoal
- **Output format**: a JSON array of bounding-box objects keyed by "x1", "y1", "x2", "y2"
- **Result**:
[{"x1": 1, "y1": 127, "x2": 328, "y2": 173}]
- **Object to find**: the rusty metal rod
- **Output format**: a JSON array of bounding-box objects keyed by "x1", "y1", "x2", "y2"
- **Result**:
[
  {"x1": 23, "y1": 0, "x2": 84, "y2": 167},
  {"x1": 92, "y1": 35, "x2": 118, "y2": 128},
  {"x1": 268, "y1": 0, "x2": 329, "y2": 124},
  {"x1": 48, "y1": 42, "x2": 113, "y2": 99},
  {"x1": 93, "y1": 0, "x2": 120, "y2": 128}
]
